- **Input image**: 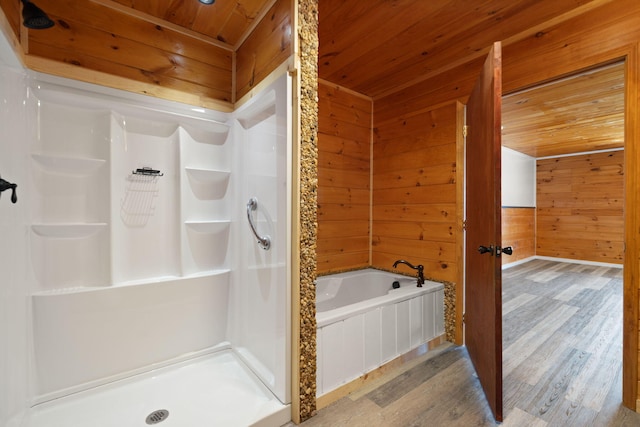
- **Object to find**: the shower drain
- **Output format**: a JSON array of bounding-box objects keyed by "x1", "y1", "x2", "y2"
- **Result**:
[{"x1": 145, "y1": 409, "x2": 169, "y2": 425}]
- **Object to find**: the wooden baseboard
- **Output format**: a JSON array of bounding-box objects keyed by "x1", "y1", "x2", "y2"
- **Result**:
[{"x1": 316, "y1": 334, "x2": 447, "y2": 410}]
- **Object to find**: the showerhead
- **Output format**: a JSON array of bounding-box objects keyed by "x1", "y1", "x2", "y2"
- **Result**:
[{"x1": 21, "y1": 0, "x2": 54, "y2": 30}]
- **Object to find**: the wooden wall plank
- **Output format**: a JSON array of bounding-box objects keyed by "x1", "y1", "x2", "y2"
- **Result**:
[
  {"x1": 372, "y1": 102, "x2": 459, "y2": 284},
  {"x1": 502, "y1": 207, "x2": 536, "y2": 265},
  {"x1": 317, "y1": 81, "x2": 372, "y2": 274},
  {"x1": 372, "y1": 203, "x2": 456, "y2": 223},
  {"x1": 236, "y1": 0, "x2": 292, "y2": 100},
  {"x1": 373, "y1": 163, "x2": 457, "y2": 189},
  {"x1": 318, "y1": 203, "x2": 369, "y2": 221},
  {"x1": 316, "y1": 236, "x2": 369, "y2": 255},
  {"x1": 317, "y1": 252, "x2": 369, "y2": 273},
  {"x1": 317, "y1": 187, "x2": 369, "y2": 206},
  {"x1": 373, "y1": 145, "x2": 457, "y2": 175},
  {"x1": 374, "y1": 221, "x2": 455, "y2": 243},
  {"x1": 372, "y1": 252, "x2": 457, "y2": 283},
  {"x1": 317, "y1": 220, "x2": 369, "y2": 238},
  {"x1": 536, "y1": 150, "x2": 624, "y2": 264}
]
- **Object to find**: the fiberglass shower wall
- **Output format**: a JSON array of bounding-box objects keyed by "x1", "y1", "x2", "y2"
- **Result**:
[
  {"x1": 17, "y1": 71, "x2": 291, "y2": 409},
  {"x1": 228, "y1": 74, "x2": 292, "y2": 404},
  {"x1": 28, "y1": 83, "x2": 231, "y2": 401}
]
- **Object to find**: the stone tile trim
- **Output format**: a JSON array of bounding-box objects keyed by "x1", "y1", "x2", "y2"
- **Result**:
[
  {"x1": 443, "y1": 281, "x2": 456, "y2": 342},
  {"x1": 298, "y1": 0, "x2": 319, "y2": 421}
]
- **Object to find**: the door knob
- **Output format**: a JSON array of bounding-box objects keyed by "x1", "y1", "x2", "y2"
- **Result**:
[
  {"x1": 478, "y1": 245, "x2": 494, "y2": 255},
  {"x1": 502, "y1": 246, "x2": 513, "y2": 255}
]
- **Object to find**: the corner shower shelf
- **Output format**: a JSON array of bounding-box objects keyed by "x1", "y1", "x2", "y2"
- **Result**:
[
  {"x1": 185, "y1": 220, "x2": 230, "y2": 233},
  {"x1": 31, "y1": 154, "x2": 106, "y2": 176},
  {"x1": 31, "y1": 223, "x2": 108, "y2": 238},
  {"x1": 185, "y1": 167, "x2": 230, "y2": 184}
]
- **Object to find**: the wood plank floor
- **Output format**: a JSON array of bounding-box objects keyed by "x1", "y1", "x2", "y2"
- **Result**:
[{"x1": 292, "y1": 259, "x2": 640, "y2": 426}]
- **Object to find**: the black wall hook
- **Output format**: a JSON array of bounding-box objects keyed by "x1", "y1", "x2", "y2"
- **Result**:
[{"x1": 0, "y1": 177, "x2": 18, "y2": 203}]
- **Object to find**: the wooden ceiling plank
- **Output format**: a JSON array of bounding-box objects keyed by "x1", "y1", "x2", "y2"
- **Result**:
[
  {"x1": 191, "y1": 0, "x2": 241, "y2": 42},
  {"x1": 319, "y1": 0, "x2": 448, "y2": 78},
  {"x1": 88, "y1": 0, "x2": 233, "y2": 51},
  {"x1": 320, "y1": 0, "x2": 480, "y2": 90},
  {"x1": 217, "y1": 2, "x2": 264, "y2": 46},
  {"x1": 319, "y1": 0, "x2": 616, "y2": 99},
  {"x1": 160, "y1": 0, "x2": 201, "y2": 30},
  {"x1": 37, "y1": 0, "x2": 232, "y2": 70},
  {"x1": 503, "y1": 62, "x2": 624, "y2": 157}
]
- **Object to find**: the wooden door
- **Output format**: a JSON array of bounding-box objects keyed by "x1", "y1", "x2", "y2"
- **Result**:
[{"x1": 464, "y1": 42, "x2": 503, "y2": 422}]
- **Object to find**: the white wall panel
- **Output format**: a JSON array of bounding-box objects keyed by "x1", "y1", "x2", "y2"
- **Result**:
[
  {"x1": 410, "y1": 296, "x2": 423, "y2": 348},
  {"x1": 320, "y1": 321, "x2": 344, "y2": 393},
  {"x1": 381, "y1": 305, "x2": 396, "y2": 363},
  {"x1": 342, "y1": 315, "x2": 364, "y2": 383},
  {"x1": 396, "y1": 300, "x2": 411, "y2": 354},
  {"x1": 502, "y1": 147, "x2": 535, "y2": 207},
  {"x1": 364, "y1": 308, "x2": 381, "y2": 371}
]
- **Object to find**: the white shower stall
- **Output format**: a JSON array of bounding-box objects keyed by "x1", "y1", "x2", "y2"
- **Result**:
[{"x1": 0, "y1": 32, "x2": 292, "y2": 427}]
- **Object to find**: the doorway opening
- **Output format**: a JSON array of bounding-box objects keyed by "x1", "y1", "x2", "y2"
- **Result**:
[{"x1": 500, "y1": 61, "x2": 625, "y2": 422}]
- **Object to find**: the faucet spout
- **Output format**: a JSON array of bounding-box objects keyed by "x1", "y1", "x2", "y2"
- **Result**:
[
  {"x1": 0, "y1": 177, "x2": 17, "y2": 204},
  {"x1": 392, "y1": 259, "x2": 424, "y2": 287}
]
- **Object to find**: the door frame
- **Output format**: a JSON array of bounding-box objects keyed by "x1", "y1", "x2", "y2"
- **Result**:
[{"x1": 454, "y1": 44, "x2": 639, "y2": 410}]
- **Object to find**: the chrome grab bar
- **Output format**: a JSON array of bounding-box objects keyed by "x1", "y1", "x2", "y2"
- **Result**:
[{"x1": 246, "y1": 197, "x2": 271, "y2": 250}]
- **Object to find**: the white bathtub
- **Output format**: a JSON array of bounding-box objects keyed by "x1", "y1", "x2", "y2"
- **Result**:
[{"x1": 316, "y1": 268, "x2": 444, "y2": 397}]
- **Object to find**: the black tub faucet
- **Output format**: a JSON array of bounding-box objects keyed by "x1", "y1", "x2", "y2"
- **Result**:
[
  {"x1": 393, "y1": 259, "x2": 424, "y2": 287},
  {"x1": 0, "y1": 177, "x2": 17, "y2": 204}
]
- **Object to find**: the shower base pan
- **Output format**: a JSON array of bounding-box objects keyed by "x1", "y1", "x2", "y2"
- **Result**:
[{"x1": 24, "y1": 350, "x2": 290, "y2": 427}]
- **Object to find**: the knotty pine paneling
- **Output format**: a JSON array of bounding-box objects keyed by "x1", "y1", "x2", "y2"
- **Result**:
[
  {"x1": 19, "y1": 0, "x2": 233, "y2": 105},
  {"x1": 109, "y1": 0, "x2": 269, "y2": 46},
  {"x1": 235, "y1": 0, "x2": 292, "y2": 100},
  {"x1": 319, "y1": 0, "x2": 611, "y2": 99},
  {"x1": 536, "y1": 150, "x2": 624, "y2": 264},
  {"x1": 0, "y1": 0, "x2": 19, "y2": 41},
  {"x1": 375, "y1": 1, "x2": 640, "y2": 120},
  {"x1": 317, "y1": 81, "x2": 372, "y2": 274},
  {"x1": 502, "y1": 207, "x2": 535, "y2": 265},
  {"x1": 372, "y1": 102, "x2": 459, "y2": 284},
  {"x1": 1, "y1": 0, "x2": 292, "y2": 106},
  {"x1": 369, "y1": 4, "x2": 640, "y2": 398}
]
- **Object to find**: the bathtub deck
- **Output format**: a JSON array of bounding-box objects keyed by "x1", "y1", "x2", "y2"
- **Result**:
[{"x1": 24, "y1": 350, "x2": 290, "y2": 427}]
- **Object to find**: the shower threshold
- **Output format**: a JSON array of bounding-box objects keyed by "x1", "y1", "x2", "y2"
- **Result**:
[{"x1": 24, "y1": 350, "x2": 290, "y2": 427}]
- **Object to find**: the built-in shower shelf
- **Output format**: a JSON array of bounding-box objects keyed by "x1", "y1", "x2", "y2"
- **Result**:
[
  {"x1": 32, "y1": 286, "x2": 106, "y2": 296},
  {"x1": 185, "y1": 167, "x2": 230, "y2": 184},
  {"x1": 186, "y1": 268, "x2": 232, "y2": 278},
  {"x1": 180, "y1": 123, "x2": 230, "y2": 146},
  {"x1": 32, "y1": 154, "x2": 106, "y2": 176},
  {"x1": 31, "y1": 223, "x2": 108, "y2": 238},
  {"x1": 185, "y1": 220, "x2": 230, "y2": 233}
]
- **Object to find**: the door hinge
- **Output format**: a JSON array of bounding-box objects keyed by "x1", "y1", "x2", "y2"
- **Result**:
[
  {"x1": 463, "y1": 312, "x2": 466, "y2": 323},
  {"x1": 462, "y1": 219, "x2": 467, "y2": 230},
  {"x1": 462, "y1": 125, "x2": 469, "y2": 138}
]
